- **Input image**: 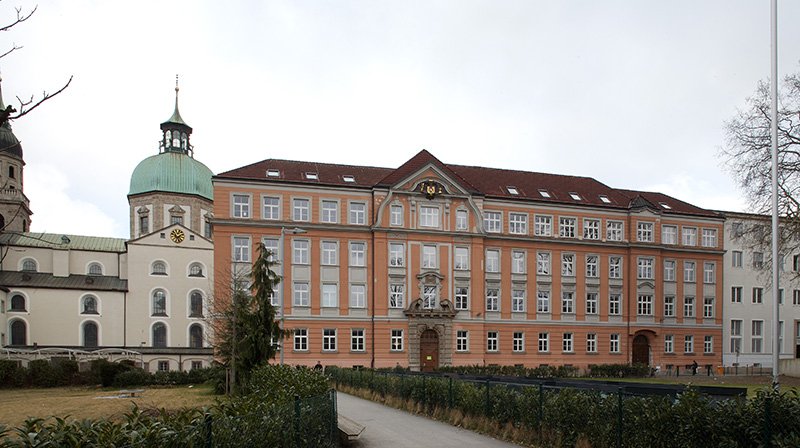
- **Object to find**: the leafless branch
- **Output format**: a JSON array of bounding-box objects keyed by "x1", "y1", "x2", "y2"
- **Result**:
[
  {"x1": 0, "y1": 5, "x2": 36, "y2": 33},
  {"x1": 0, "y1": 75, "x2": 73, "y2": 124}
]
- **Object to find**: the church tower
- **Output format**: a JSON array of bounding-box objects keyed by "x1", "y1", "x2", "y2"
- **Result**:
[
  {"x1": 128, "y1": 78, "x2": 213, "y2": 239},
  {"x1": 0, "y1": 79, "x2": 32, "y2": 233}
]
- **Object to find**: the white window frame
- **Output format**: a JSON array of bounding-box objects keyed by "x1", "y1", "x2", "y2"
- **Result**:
[
  {"x1": 586, "y1": 255, "x2": 598, "y2": 278},
  {"x1": 455, "y1": 247, "x2": 470, "y2": 271},
  {"x1": 562, "y1": 333, "x2": 574, "y2": 353},
  {"x1": 351, "y1": 329, "x2": 365, "y2": 352},
  {"x1": 455, "y1": 286, "x2": 469, "y2": 310},
  {"x1": 487, "y1": 331, "x2": 499, "y2": 352},
  {"x1": 350, "y1": 284, "x2": 366, "y2": 308},
  {"x1": 703, "y1": 262, "x2": 715, "y2": 284},
  {"x1": 233, "y1": 237, "x2": 251, "y2": 263},
  {"x1": 512, "y1": 289, "x2": 525, "y2": 312},
  {"x1": 484, "y1": 211, "x2": 502, "y2": 233},
  {"x1": 391, "y1": 329, "x2": 404, "y2": 351},
  {"x1": 420, "y1": 205, "x2": 440, "y2": 228},
  {"x1": 389, "y1": 243, "x2": 405, "y2": 267},
  {"x1": 293, "y1": 240, "x2": 310, "y2": 265},
  {"x1": 485, "y1": 249, "x2": 500, "y2": 273},
  {"x1": 583, "y1": 219, "x2": 600, "y2": 240},
  {"x1": 537, "y1": 252, "x2": 550, "y2": 275},
  {"x1": 561, "y1": 291, "x2": 574, "y2": 314},
  {"x1": 390, "y1": 204, "x2": 403, "y2": 227},
  {"x1": 538, "y1": 332, "x2": 549, "y2": 352},
  {"x1": 294, "y1": 328, "x2": 308, "y2": 351},
  {"x1": 703, "y1": 297, "x2": 714, "y2": 318},
  {"x1": 559, "y1": 217, "x2": 577, "y2": 238},
  {"x1": 609, "y1": 293, "x2": 621, "y2": 315},
  {"x1": 486, "y1": 288, "x2": 499, "y2": 312},
  {"x1": 586, "y1": 292, "x2": 598, "y2": 315},
  {"x1": 637, "y1": 257, "x2": 653, "y2": 279},
  {"x1": 389, "y1": 284, "x2": 404, "y2": 308},
  {"x1": 455, "y1": 209, "x2": 468, "y2": 231},
  {"x1": 293, "y1": 282, "x2": 310, "y2": 307},
  {"x1": 606, "y1": 221, "x2": 623, "y2": 241},
  {"x1": 232, "y1": 194, "x2": 251, "y2": 218},
  {"x1": 322, "y1": 329, "x2": 337, "y2": 352},
  {"x1": 684, "y1": 296, "x2": 695, "y2": 318},
  {"x1": 609, "y1": 256, "x2": 622, "y2": 279},
  {"x1": 422, "y1": 245, "x2": 437, "y2": 269},
  {"x1": 349, "y1": 202, "x2": 367, "y2": 225},
  {"x1": 701, "y1": 228, "x2": 717, "y2": 247},
  {"x1": 664, "y1": 260, "x2": 676, "y2": 282},
  {"x1": 321, "y1": 241, "x2": 338, "y2": 266},
  {"x1": 349, "y1": 242, "x2": 366, "y2": 267},
  {"x1": 637, "y1": 294, "x2": 653, "y2": 316},
  {"x1": 684, "y1": 261, "x2": 696, "y2": 282},
  {"x1": 662, "y1": 225, "x2": 677, "y2": 245},
  {"x1": 682, "y1": 227, "x2": 697, "y2": 246},
  {"x1": 587, "y1": 333, "x2": 597, "y2": 353},
  {"x1": 562, "y1": 253, "x2": 575, "y2": 276},
  {"x1": 684, "y1": 335, "x2": 694, "y2": 353},
  {"x1": 664, "y1": 295, "x2": 675, "y2": 317},
  {"x1": 512, "y1": 250, "x2": 526, "y2": 274},
  {"x1": 509, "y1": 213, "x2": 528, "y2": 235},
  {"x1": 610, "y1": 334, "x2": 621, "y2": 353},
  {"x1": 534, "y1": 215, "x2": 552, "y2": 236},
  {"x1": 637, "y1": 222, "x2": 654, "y2": 242},
  {"x1": 292, "y1": 198, "x2": 310, "y2": 222},
  {"x1": 456, "y1": 330, "x2": 469, "y2": 352},
  {"x1": 321, "y1": 200, "x2": 339, "y2": 223},
  {"x1": 513, "y1": 332, "x2": 525, "y2": 352},
  {"x1": 321, "y1": 283, "x2": 338, "y2": 308},
  {"x1": 262, "y1": 195, "x2": 281, "y2": 220}
]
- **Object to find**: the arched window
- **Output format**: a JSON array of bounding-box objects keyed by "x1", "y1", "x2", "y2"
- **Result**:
[
  {"x1": 10, "y1": 294, "x2": 25, "y2": 311},
  {"x1": 152, "y1": 323, "x2": 167, "y2": 347},
  {"x1": 172, "y1": 132, "x2": 180, "y2": 148},
  {"x1": 8, "y1": 165, "x2": 15, "y2": 179},
  {"x1": 0, "y1": 213, "x2": 5, "y2": 230},
  {"x1": 83, "y1": 322, "x2": 98, "y2": 347},
  {"x1": 165, "y1": 130, "x2": 172, "y2": 148},
  {"x1": 87, "y1": 263, "x2": 103, "y2": 276},
  {"x1": 181, "y1": 133, "x2": 187, "y2": 149},
  {"x1": 21, "y1": 258, "x2": 37, "y2": 272},
  {"x1": 189, "y1": 263, "x2": 204, "y2": 277},
  {"x1": 82, "y1": 295, "x2": 98, "y2": 314},
  {"x1": 151, "y1": 261, "x2": 167, "y2": 275},
  {"x1": 189, "y1": 324, "x2": 203, "y2": 348},
  {"x1": 152, "y1": 289, "x2": 167, "y2": 316},
  {"x1": 10, "y1": 320, "x2": 26, "y2": 345},
  {"x1": 189, "y1": 291, "x2": 203, "y2": 317}
]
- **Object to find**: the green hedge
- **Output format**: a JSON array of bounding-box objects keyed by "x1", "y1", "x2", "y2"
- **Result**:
[
  {"x1": 587, "y1": 363, "x2": 652, "y2": 378},
  {"x1": 437, "y1": 363, "x2": 580, "y2": 378}
]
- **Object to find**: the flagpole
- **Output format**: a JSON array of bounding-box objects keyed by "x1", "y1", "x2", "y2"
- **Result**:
[{"x1": 770, "y1": 0, "x2": 780, "y2": 388}]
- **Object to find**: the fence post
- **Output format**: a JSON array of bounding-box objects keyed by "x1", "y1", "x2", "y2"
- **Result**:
[
  {"x1": 331, "y1": 389, "x2": 338, "y2": 445},
  {"x1": 763, "y1": 395, "x2": 772, "y2": 448},
  {"x1": 616, "y1": 389, "x2": 623, "y2": 448},
  {"x1": 294, "y1": 395, "x2": 302, "y2": 448},
  {"x1": 538, "y1": 383, "x2": 544, "y2": 436},
  {"x1": 448, "y1": 377, "x2": 454, "y2": 409},
  {"x1": 484, "y1": 380, "x2": 491, "y2": 416},
  {"x1": 204, "y1": 413, "x2": 212, "y2": 448}
]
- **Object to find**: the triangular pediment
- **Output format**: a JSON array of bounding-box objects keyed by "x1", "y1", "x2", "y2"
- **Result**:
[{"x1": 377, "y1": 150, "x2": 478, "y2": 197}]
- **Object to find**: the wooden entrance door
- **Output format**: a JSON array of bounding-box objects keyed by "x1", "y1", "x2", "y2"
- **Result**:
[
  {"x1": 632, "y1": 335, "x2": 649, "y2": 365},
  {"x1": 420, "y1": 330, "x2": 439, "y2": 372}
]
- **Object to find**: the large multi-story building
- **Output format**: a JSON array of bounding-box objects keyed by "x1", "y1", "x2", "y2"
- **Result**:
[
  {"x1": 213, "y1": 150, "x2": 724, "y2": 371},
  {"x1": 721, "y1": 211, "x2": 800, "y2": 368}
]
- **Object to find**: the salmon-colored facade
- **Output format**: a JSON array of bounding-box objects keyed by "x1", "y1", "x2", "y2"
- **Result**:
[{"x1": 212, "y1": 151, "x2": 724, "y2": 371}]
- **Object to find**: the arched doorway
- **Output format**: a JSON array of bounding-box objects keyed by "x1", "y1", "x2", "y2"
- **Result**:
[
  {"x1": 420, "y1": 329, "x2": 439, "y2": 372},
  {"x1": 632, "y1": 334, "x2": 650, "y2": 365}
]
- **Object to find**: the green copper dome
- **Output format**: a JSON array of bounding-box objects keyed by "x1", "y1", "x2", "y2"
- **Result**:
[{"x1": 129, "y1": 151, "x2": 213, "y2": 200}]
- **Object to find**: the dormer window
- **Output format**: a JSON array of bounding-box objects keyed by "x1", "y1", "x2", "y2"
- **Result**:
[
  {"x1": 538, "y1": 189, "x2": 551, "y2": 198},
  {"x1": 343, "y1": 175, "x2": 355, "y2": 183},
  {"x1": 599, "y1": 195, "x2": 611, "y2": 204},
  {"x1": 266, "y1": 169, "x2": 280, "y2": 177},
  {"x1": 569, "y1": 192, "x2": 581, "y2": 201},
  {"x1": 507, "y1": 186, "x2": 519, "y2": 195},
  {"x1": 305, "y1": 172, "x2": 318, "y2": 180},
  {"x1": 659, "y1": 202, "x2": 672, "y2": 210}
]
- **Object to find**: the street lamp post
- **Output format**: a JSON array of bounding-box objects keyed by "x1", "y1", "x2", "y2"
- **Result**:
[{"x1": 279, "y1": 226, "x2": 306, "y2": 365}]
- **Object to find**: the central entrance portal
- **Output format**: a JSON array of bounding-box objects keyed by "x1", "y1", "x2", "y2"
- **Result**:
[
  {"x1": 632, "y1": 334, "x2": 650, "y2": 365},
  {"x1": 420, "y1": 329, "x2": 439, "y2": 372}
]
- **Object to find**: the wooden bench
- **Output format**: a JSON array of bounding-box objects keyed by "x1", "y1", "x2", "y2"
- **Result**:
[
  {"x1": 118, "y1": 389, "x2": 145, "y2": 398},
  {"x1": 338, "y1": 414, "x2": 365, "y2": 442}
]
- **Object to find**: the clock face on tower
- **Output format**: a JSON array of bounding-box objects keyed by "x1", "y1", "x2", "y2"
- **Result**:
[{"x1": 170, "y1": 228, "x2": 185, "y2": 244}]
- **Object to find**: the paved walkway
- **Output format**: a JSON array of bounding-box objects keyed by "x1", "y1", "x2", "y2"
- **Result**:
[{"x1": 336, "y1": 392, "x2": 521, "y2": 447}]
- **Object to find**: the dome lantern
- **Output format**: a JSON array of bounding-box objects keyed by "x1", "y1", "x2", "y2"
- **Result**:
[{"x1": 160, "y1": 75, "x2": 193, "y2": 156}]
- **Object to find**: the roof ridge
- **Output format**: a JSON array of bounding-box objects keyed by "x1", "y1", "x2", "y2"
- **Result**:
[{"x1": 448, "y1": 162, "x2": 600, "y2": 182}]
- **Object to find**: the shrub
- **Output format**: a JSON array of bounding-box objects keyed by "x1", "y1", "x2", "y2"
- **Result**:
[
  {"x1": 0, "y1": 360, "x2": 25, "y2": 388},
  {"x1": 91, "y1": 359, "x2": 132, "y2": 387}
]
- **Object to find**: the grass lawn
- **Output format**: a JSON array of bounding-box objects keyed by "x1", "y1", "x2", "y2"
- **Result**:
[{"x1": 0, "y1": 385, "x2": 220, "y2": 428}]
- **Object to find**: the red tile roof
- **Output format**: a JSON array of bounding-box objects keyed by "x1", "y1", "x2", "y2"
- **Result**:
[{"x1": 215, "y1": 152, "x2": 719, "y2": 218}]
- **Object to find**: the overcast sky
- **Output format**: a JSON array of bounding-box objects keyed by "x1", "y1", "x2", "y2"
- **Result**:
[{"x1": 3, "y1": 1, "x2": 799, "y2": 238}]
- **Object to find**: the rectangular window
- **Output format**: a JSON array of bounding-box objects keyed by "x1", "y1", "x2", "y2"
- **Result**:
[
  {"x1": 420, "y1": 206, "x2": 441, "y2": 227},
  {"x1": 158, "y1": 361, "x2": 169, "y2": 372},
  {"x1": 701, "y1": 229, "x2": 717, "y2": 247},
  {"x1": 321, "y1": 241, "x2": 338, "y2": 266},
  {"x1": 321, "y1": 283, "x2": 338, "y2": 308},
  {"x1": 349, "y1": 202, "x2": 366, "y2": 225},
  {"x1": 233, "y1": 236, "x2": 251, "y2": 262},
  {"x1": 752, "y1": 321, "x2": 763, "y2": 353},
  {"x1": 509, "y1": 213, "x2": 528, "y2": 234},
  {"x1": 731, "y1": 286, "x2": 743, "y2": 303},
  {"x1": 684, "y1": 296, "x2": 695, "y2": 318},
  {"x1": 294, "y1": 329, "x2": 308, "y2": 351},
  {"x1": 586, "y1": 292, "x2": 598, "y2": 314},
  {"x1": 752, "y1": 287, "x2": 763, "y2": 304},
  {"x1": 389, "y1": 243, "x2": 405, "y2": 267},
  {"x1": 562, "y1": 253, "x2": 575, "y2": 276},
  {"x1": 664, "y1": 260, "x2": 676, "y2": 281},
  {"x1": 512, "y1": 250, "x2": 526, "y2": 274},
  {"x1": 484, "y1": 211, "x2": 502, "y2": 233},
  {"x1": 389, "y1": 284, "x2": 404, "y2": 308},
  {"x1": 233, "y1": 194, "x2": 250, "y2": 218},
  {"x1": 455, "y1": 209, "x2": 468, "y2": 230},
  {"x1": 637, "y1": 294, "x2": 653, "y2": 316},
  {"x1": 664, "y1": 295, "x2": 675, "y2": 317},
  {"x1": 485, "y1": 249, "x2": 500, "y2": 273},
  {"x1": 586, "y1": 255, "x2": 598, "y2": 278},
  {"x1": 351, "y1": 329, "x2": 365, "y2": 352},
  {"x1": 321, "y1": 200, "x2": 338, "y2": 223},
  {"x1": 561, "y1": 291, "x2": 574, "y2": 314},
  {"x1": 456, "y1": 330, "x2": 469, "y2": 352},
  {"x1": 139, "y1": 215, "x2": 149, "y2": 235},
  {"x1": 732, "y1": 251, "x2": 743, "y2": 267},
  {"x1": 263, "y1": 196, "x2": 280, "y2": 220},
  {"x1": 637, "y1": 257, "x2": 653, "y2": 279},
  {"x1": 423, "y1": 285, "x2": 436, "y2": 308},
  {"x1": 793, "y1": 289, "x2": 800, "y2": 305},
  {"x1": 586, "y1": 333, "x2": 597, "y2": 353},
  {"x1": 293, "y1": 282, "x2": 309, "y2": 307},
  {"x1": 703, "y1": 262, "x2": 715, "y2": 284},
  {"x1": 794, "y1": 255, "x2": 800, "y2": 272},
  {"x1": 455, "y1": 286, "x2": 469, "y2": 310},
  {"x1": 704, "y1": 335, "x2": 713, "y2": 354},
  {"x1": 753, "y1": 252, "x2": 764, "y2": 269},
  {"x1": 684, "y1": 335, "x2": 694, "y2": 353},
  {"x1": 486, "y1": 288, "x2": 499, "y2": 312},
  {"x1": 293, "y1": 240, "x2": 309, "y2": 265},
  {"x1": 637, "y1": 222, "x2": 654, "y2": 242},
  {"x1": 322, "y1": 329, "x2": 337, "y2": 352},
  {"x1": 664, "y1": 335, "x2": 674, "y2": 353},
  {"x1": 350, "y1": 242, "x2": 366, "y2": 267},
  {"x1": 487, "y1": 331, "x2": 499, "y2": 352},
  {"x1": 350, "y1": 284, "x2": 366, "y2": 308},
  {"x1": 512, "y1": 289, "x2": 525, "y2": 312},
  {"x1": 513, "y1": 332, "x2": 525, "y2": 352},
  {"x1": 562, "y1": 333, "x2": 574, "y2": 353},
  {"x1": 703, "y1": 297, "x2": 714, "y2": 318},
  {"x1": 538, "y1": 333, "x2": 549, "y2": 352},
  {"x1": 684, "y1": 261, "x2": 696, "y2": 282},
  {"x1": 583, "y1": 219, "x2": 600, "y2": 240},
  {"x1": 609, "y1": 256, "x2": 622, "y2": 279},
  {"x1": 559, "y1": 217, "x2": 576, "y2": 238},
  {"x1": 391, "y1": 329, "x2": 404, "y2": 351},
  {"x1": 662, "y1": 225, "x2": 677, "y2": 244},
  {"x1": 537, "y1": 252, "x2": 550, "y2": 275},
  {"x1": 730, "y1": 320, "x2": 742, "y2": 353},
  {"x1": 422, "y1": 245, "x2": 437, "y2": 269},
  {"x1": 682, "y1": 227, "x2": 697, "y2": 246},
  {"x1": 609, "y1": 294, "x2": 621, "y2": 315},
  {"x1": 610, "y1": 334, "x2": 620, "y2": 353},
  {"x1": 606, "y1": 221, "x2": 623, "y2": 241},
  {"x1": 537, "y1": 290, "x2": 550, "y2": 313},
  {"x1": 390, "y1": 204, "x2": 403, "y2": 226},
  {"x1": 455, "y1": 247, "x2": 470, "y2": 270},
  {"x1": 534, "y1": 215, "x2": 552, "y2": 236},
  {"x1": 293, "y1": 198, "x2": 310, "y2": 221}
]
